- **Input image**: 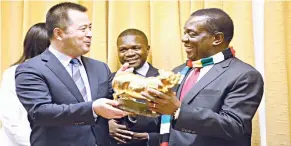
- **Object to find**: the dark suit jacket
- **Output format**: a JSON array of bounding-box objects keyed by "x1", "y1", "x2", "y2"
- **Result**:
[
  {"x1": 110, "y1": 63, "x2": 160, "y2": 146},
  {"x1": 15, "y1": 49, "x2": 113, "y2": 146},
  {"x1": 148, "y1": 57, "x2": 264, "y2": 146}
]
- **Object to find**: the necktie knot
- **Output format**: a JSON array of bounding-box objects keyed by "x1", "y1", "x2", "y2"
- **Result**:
[
  {"x1": 194, "y1": 68, "x2": 200, "y2": 72},
  {"x1": 70, "y1": 58, "x2": 80, "y2": 65}
]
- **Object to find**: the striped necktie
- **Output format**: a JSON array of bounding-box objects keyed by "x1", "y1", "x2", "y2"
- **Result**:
[{"x1": 70, "y1": 58, "x2": 88, "y2": 102}]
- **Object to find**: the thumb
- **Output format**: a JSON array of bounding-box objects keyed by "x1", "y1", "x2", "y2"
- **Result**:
[{"x1": 120, "y1": 63, "x2": 129, "y2": 71}]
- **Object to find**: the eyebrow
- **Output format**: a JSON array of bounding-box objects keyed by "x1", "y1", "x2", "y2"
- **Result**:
[
  {"x1": 184, "y1": 28, "x2": 198, "y2": 33},
  {"x1": 78, "y1": 23, "x2": 92, "y2": 28}
]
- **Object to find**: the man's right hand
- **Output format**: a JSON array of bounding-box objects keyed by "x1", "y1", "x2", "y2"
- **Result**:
[
  {"x1": 93, "y1": 98, "x2": 129, "y2": 119},
  {"x1": 116, "y1": 63, "x2": 134, "y2": 75},
  {"x1": 109, "y1": 119, "x2": 133, "y2": 144}
]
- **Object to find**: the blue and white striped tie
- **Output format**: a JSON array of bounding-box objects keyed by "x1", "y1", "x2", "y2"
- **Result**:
[{"x1": 70, "y1": 58, "x2": 88, "y2": 102}]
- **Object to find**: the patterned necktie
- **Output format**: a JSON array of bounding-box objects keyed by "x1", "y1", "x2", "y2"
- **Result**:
[
  {"x1": 70, "y1": 58, "x2": 88, "y2": 102},
  {"x1": 159, "y1": 47, "x2": 235, "y2": 146}
]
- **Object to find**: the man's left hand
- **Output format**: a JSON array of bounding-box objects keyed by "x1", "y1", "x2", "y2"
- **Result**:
[{"x1": 141, "y1": 88, "x2": 180, "y2": 115}]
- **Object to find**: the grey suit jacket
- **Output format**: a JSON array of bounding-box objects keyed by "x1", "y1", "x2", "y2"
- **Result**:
[
  {"x1": 15, "y1": 49, "x2": 113, "y2": 146},
  {"x1": 149, "y1": 57, "x2": 264, "y2": 146}
]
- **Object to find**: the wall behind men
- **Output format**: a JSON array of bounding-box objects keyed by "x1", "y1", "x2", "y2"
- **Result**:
[{"x1": 1, "y1": 1, "x2": 291, "y2": 146}]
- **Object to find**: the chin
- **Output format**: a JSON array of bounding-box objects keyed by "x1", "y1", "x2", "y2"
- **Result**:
[
  {"x1": 81, "y1": 48, "x2": 90, "y2": 54},
  {"x1": 128, "y1": 64, "x2": 138, "y2": 69}
]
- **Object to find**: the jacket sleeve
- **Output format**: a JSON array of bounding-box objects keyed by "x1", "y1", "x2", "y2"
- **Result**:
[
  {"x1": 15, "y1": 63, "x2": 96, "y2": 126},
  {"x1": 172, "y1": 70, "x2": 264, "y2": 140}
]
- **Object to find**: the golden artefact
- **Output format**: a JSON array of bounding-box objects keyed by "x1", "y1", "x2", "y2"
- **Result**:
[{"x1": 112, "y1": 70, "x2": 181, "y2": 117}]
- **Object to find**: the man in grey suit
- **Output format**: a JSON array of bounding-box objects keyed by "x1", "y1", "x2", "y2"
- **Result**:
[
  {"x1": 109, "y1": 29, "x2": 160, "y2": 146},
  {"x1": 15, "y1": 2, "x2": 128, "y2": 146},
  {"x1": 143, "y1": 8, "x2": 264, "y2": 146}
]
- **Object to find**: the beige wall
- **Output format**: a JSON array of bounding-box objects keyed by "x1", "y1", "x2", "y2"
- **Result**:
[{"x1": 1, "y1": 1, "x2": 291, "y2": 145}]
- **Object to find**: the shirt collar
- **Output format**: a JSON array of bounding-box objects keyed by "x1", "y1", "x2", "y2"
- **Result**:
[
  {"x1": 135, "y1": 62, "x2": 149, "y2": 77},
  {"x1": 48, "y1": 45, "x2": 83, "y2": 67}
]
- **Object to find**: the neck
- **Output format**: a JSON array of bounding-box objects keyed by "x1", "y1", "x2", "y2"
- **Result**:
[
  {"x1": 205, "y1": 44, "x2": 230, "y2": 59},
  {"x1": 50, "y1": 40, "x2": 77, "y2": 58}
]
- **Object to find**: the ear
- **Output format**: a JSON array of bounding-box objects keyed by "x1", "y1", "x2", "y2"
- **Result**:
[
  {"x1": 147, "y1": 45, "x2": 150, "y2": 51},
  {"x1": 212, "y1": 32, "x2": 224, "y2": 46},
  {"x1": 53, "y1": 28, "x2": 64, "y2": 41},
  {"x1": 145, "y1": 45, "x2": 151, "y2": 56}
]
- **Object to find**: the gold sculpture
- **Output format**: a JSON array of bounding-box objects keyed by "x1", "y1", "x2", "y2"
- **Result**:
[{"x1": 112, "y1": 70, "x2": 181, "y2": 117}]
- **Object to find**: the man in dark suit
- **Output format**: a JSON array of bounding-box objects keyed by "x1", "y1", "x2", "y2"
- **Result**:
[
  {"x1": 15, "y1": 2, "x2": 128, "y2": 146},
  {"x1": 109, "y1": 29, "x2": 160, "y2": 146},
  {"x1": 142, "y1": 8, "x2": 264, "y2": 146}
]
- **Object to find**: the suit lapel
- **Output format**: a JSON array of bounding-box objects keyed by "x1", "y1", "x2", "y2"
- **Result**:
[
  {"x1": 81, "y1": 56, "x2": 99, "y2": 101},
  {"x1": 174, "y1": 64, "x2": 188, "y2": 99},
  {"x1": 41, "y1": 50, "x2": 84, "y2": 102},
  {"x1": 182, "y1": 58, "x2": 233, "y2": 104}
]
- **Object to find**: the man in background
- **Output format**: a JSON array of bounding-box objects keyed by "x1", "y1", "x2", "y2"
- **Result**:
[{"x1": 109, "y1": 29, "x2": 160, "y2": 146}]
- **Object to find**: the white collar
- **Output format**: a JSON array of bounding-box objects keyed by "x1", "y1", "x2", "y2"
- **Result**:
[
  {"x1": 48, "y1": 45, "x2": 82, "y2": 67},
  {"x1": 135, "y1": 62, "x2": 149, "y2": 77}
]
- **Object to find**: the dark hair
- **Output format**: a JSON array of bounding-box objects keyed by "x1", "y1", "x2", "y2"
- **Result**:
[
  {"x1": 12, "y1": 22, "x2": 50, "y2": 66},
  {"x1": 117, "y1": 28, "x2": 149, "y2": 45},
  {"x1": 190, "y1": 8, "x2": 234, "y2": 43},
  {"x1": 46, "y1": 2, "x2": 87, "y2": 38}
]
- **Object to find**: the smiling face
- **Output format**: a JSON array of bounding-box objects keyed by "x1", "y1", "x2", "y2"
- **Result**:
[
  {"x1": 61, "y1": 9, "x2": 92, "y2": 57},
  {"x1": 117, "y1": 34, "x2": 150, "y2": 69},
  {"x1": 182, "y1": 15, "x2": 216, "y2": 61}
]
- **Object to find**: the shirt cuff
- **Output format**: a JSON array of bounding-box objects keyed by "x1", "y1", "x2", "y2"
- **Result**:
[
  {"x1": 128, "y1": 116, "x2": 137, "y2": 123},
  {"x1": 173, "y1": 107, "x2": 181, "y2": 120},
  {"x1": 92, "y1": 104, "x2": 98, "y2": 119}
]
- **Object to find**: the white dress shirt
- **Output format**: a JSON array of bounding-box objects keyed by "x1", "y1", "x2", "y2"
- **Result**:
[
  {"x1": 0, "y1": 65, "x2": 31, "y2": 146},
  {"x1": 135, "y1": 62, "x2": 150, "y2": 77}
]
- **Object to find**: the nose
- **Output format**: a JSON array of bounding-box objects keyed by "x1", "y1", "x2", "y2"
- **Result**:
[
  {"x1": 85, "y1": 29, "x2": 92, "y2": 38},
  {"x1": 181, "y1": 34, "x2": 189, "y2": 43},
  {"x1": 125, "y1": 49, "x2": 135, "y2": 57}
]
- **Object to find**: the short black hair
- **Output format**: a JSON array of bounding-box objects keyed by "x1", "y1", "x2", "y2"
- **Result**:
[
  {"x1": 12, "y1": 22, "x2": 50, "y2": 66},
  {"x1": 190, "y1": 8, "x2": 234, "y2": 43},
  {"x1": 117, "y1": 28, "x2": 149, "y2": 45},
  {"x1": 46, "y1": 2, "x2": 87, "y2": 38}
]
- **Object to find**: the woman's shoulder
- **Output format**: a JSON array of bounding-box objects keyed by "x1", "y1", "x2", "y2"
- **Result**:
[
  {"x1": 1, "y1": 65, "x2": 18, "y2": 89},
  {"x1": 2, "y1": 65, "x2": 18, "y2": 77}
]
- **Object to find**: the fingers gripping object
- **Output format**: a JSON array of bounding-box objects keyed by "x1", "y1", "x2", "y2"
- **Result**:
[{"x1": 112, "y1": 70, "x2": 181, "y2": 117}]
